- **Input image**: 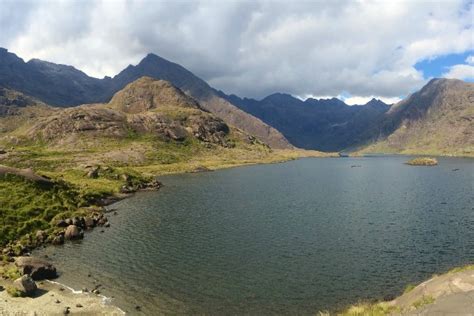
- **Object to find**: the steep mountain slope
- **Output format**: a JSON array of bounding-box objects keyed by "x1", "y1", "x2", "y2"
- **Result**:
[
  {"x1": 0, "y1": 48, "x2": 291, "y2": 149},
  {"x1": 107, "y1": 54, "x2": 292, "y2": 149},
  {"x1": 361, "y1": 79, "x2": 474, "y2": 156},
  {"x1": 219, "y1": 91, "x2": 390, "y2": 151},
  {"x1": 0, "y1": 48, "x2": 106, "y2": 106}
]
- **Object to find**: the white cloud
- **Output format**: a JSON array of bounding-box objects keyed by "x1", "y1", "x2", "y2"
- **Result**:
[
  {"x1": 443, "y1": 64, "x2": 474, "y2": 80},
  {"x1": 0, "y1": 0, "x2": 472, "y2": 99},
  {"x1": 466, "y1": 55, "x2": 474, "y2": 65},
  {"x1": 343, "y1": 96, "x2": 402, "y2": 106}
]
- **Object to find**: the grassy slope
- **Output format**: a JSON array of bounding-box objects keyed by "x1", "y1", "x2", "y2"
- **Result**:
[{"x1": 0, "y1": 130, "x2": 330, "y2": 247}]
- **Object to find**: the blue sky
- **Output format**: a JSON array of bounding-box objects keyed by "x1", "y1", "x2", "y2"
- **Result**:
[{"x1": 415, "y1": 51, "x2": 474, "y2": 81}]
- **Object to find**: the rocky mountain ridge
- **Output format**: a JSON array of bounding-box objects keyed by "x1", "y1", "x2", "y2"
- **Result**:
[
  {"x1": 0, "y1": 48, "x2": 291, "y2": 149},
  {"x1": 218, "y1": 90, "x2": 391, "y2": 151}
]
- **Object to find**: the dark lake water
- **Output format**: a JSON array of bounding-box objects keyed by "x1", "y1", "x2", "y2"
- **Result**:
[{"x1": 36, "y1": 156, "x2": 474, "y2": 315}]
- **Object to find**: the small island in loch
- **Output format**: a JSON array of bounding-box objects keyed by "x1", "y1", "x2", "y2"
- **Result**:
[{"x1": 405, "y1": 157, "x2": 439, "y2": 166}]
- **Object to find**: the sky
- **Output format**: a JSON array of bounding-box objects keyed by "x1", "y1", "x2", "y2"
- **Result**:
[{"x1": 0, "y1": 0, "x2": 473, "y2": 104}]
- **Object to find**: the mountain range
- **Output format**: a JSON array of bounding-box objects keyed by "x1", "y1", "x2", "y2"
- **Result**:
[
  {"x1": 219, "y1": 92, "x2": 391, "y2": 151},
  {"x1": 0, "y1": 47, "x2": 472, "y2": 156},
  {"x1": 0, "y1": 48, "x2": 290, "y2": 149}
]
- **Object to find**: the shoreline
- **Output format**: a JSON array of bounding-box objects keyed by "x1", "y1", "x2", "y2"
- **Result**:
[
  {"x1": 1, "y1": 154, "x2": 472, "y2": 314},
  {"x1": 327, "y1": 264, "x2": 474, "y2": 315},
  {"x1": 0, "y1": 151, "x2": 331, "y2": 314},
  {"x1": 0, "y1": 279, "x2": 125, "y2": 315}
]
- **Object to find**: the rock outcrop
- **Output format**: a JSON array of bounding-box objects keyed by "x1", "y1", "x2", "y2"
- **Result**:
[
  {"x1": 24, "y1": 77, "x2": 233, "y2": 147},
  {"x1": 64, "y1": 225, "x2": 83, "y2": 240},
  {"x1": 15, "y1": 256, "x2": 58, "y2": 280},
  {"x1": 13, "y1": 275, "x2": 37, "y2": 296}
]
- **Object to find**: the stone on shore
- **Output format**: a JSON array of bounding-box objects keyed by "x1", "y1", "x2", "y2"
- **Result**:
[
  {"x1": 15, "y1": 256, "x2": 58, "y2": 280},
  {"x1": 13, "y1": 275, "x2": 37, "y2": 296},
  {"x1": 84, "y1": 217, "x2": 95, "y2": 229},
  {"x1": 64, "y1": 225, "x2": 83, "y2": 240}
]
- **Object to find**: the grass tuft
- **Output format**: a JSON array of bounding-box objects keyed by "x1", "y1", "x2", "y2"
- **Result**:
[
  {"x1": 412, "y1": 295, "x2": 435, "y2": 309},
  {"x1": 6, "y1": 286, "x2": 25, "y2": 297}
]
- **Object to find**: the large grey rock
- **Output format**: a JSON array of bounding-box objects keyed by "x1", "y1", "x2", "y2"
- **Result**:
[
  {"x1": 64, "y1": 225, "x2": 83, "y2": 240},
  {"x1": 13, "y1": 275, "x2": 37, "y2": 296},
  {"x1": 15, "y1": 256, "x2": 57, "y2": 280}
]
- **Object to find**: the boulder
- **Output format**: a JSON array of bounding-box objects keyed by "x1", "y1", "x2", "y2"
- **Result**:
[
  {"x1": 96, "y1": 217, "x2": 108, "y2": 227},
  {"x1": 15, "y1": 256, "x2": 58, "y2": 280},
  {"x1": 13, "y1": 275, "x2": 37, "y2": 296},
  {"x1": 165, "y1": 125, "x2": 188, "y2": 141},
  {"x1": 72, "y1": 217, "x2": 86, "y2": 229},
  {"x1": 84, "y1": 217, "x2": 95, "y2": 229},
  {"x1": 64, "y1": 225, "x2": 83, "y2": 240},
  {"x1": 52, "y1": 233, "x2": 65, "y2": 245},
  {"x1": 35, "y1": 230, "x2": 47, "y2": 243}
]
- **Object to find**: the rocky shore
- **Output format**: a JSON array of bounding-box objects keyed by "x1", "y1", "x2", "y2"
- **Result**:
[
  {"x1": 0, "y1": 279, "x2": 124, "y2": 315},
  {"x1": 0, "y1": 173, "x2": 161, "y2": 315}
]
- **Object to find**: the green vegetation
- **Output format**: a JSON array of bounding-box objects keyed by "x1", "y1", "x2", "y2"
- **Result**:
[
  {"x1": 0, "y1": 174, "x2": 79, "y2": 246},
  {"x1": 412, "y1": 295, "x2": 435, "y2": 309},
  {"x1": 0, "y1": 265, "x2": 21, "y2": 280},
  {"x1": 0, "y1": 134, "x2": 328, "y2": 249},
  {"x1": 405, "y1": 157, "x2": 438, "y2": 166},
  {"x1": 6, "y1": 286, "x2": 24, "y2": 297},
  {"x1": 318, "y1": 301, "x2": 398, "y2": 316},
  {"x1": 403, "y1": 283, "x2": 416, "y2": 294},
  {"x1": 447, "y1": 264, "x2": 474, "y2": 274}
]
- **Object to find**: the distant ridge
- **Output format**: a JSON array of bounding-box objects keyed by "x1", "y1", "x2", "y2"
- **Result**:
[
  {"x1": 216, "y1": 90, "x2": 391, "y2": 151},
  {"x1": 0, "y1": 48, "x2": 292, "y2": 149}
]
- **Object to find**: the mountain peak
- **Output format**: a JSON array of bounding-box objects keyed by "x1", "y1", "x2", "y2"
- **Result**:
[
  {"x1": 108, "y1": 76, "x2": 201, "y2": 114},
  {"x1": 364, "y1": 98, "x2": 390, "y2": 108},
  {"x1": 139, "y1": 52, "x2": 169, "y2": 66},
  {"x1": 263, "y1": 92, "x2": 296, "y2": 101}
]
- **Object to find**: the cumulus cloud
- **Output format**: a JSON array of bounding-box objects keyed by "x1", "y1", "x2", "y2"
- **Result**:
[
  {"x1": 441, "y1": 54, "x2": 474, "y2": 80},
  {"x1": 443, "y1": 64, "x2": 474, "y2": 80},
  {"x1": 0, "y1": 0, "x2": 472, "y2": 99}
]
